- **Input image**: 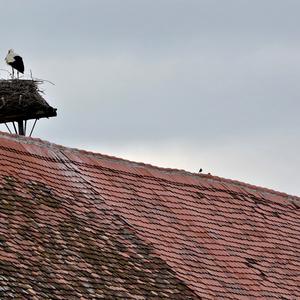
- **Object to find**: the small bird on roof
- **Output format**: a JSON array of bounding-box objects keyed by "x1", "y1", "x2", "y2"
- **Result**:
[{"x1": 5, "y1": 49, "x2": 24, "y2": 79}]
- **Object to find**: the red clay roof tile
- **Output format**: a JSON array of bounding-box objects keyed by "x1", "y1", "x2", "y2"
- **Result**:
[{"x1": 0, "y1": 131, "x2": 299, "y2": 299}]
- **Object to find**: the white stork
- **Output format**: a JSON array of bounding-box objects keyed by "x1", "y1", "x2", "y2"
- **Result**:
[{"x1": 5, "y1": 49, "x2": 25, "y2": 79}]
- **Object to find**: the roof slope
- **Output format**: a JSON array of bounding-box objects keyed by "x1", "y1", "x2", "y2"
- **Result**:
[{"x1": 0, "y1": 132, "x2": 299, "y2": 299}]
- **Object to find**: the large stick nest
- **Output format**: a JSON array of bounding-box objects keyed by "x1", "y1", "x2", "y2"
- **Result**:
[{"x1": 0, "y1": 79, "x2": 57, "y2": 123}]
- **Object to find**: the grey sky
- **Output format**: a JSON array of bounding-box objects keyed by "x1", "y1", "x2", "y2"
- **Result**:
[{"x1": 0, "y1": 0, "x2": 299, "y2": 195}]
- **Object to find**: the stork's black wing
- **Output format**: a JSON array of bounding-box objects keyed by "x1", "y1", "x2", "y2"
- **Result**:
[{"x1": 10, "y1": 56, "x2": 24, "y2": 73}]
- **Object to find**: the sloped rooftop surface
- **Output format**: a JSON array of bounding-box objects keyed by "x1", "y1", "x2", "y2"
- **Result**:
[{"x1": 0, "y1": 131, "x2": 299, "y2": 299}]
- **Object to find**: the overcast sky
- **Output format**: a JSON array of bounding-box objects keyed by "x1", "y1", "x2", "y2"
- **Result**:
[{"x1": 0, "y1": 0, "x2": 299, "y2": 196}]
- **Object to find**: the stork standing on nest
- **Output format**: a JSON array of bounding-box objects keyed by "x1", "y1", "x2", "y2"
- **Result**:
[{"x1": 5, "y1": 49, "x2": 24, "y2": 79}]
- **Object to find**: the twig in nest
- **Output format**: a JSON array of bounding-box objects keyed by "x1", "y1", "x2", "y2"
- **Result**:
[
  {"x1": 31, "y1": 76, "x2": 55, "y2": 86},
  {"x1": 0, "y1": 97, "x2": 6, "y2": 109}
]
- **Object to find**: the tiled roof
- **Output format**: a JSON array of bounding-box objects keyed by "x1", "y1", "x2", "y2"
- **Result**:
[{"x1": 0, "y1": 131, "x2": 299, "y2": 299}]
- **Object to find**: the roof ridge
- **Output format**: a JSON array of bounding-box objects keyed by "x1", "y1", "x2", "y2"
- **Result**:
[{"x1": 0, "y1": 130, "x2": 299, "y2": 201}]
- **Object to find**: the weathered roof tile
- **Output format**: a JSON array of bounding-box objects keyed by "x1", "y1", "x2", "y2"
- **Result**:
[{"x1": 0, "y1": 131, "x2": 299, "y2": 299}]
